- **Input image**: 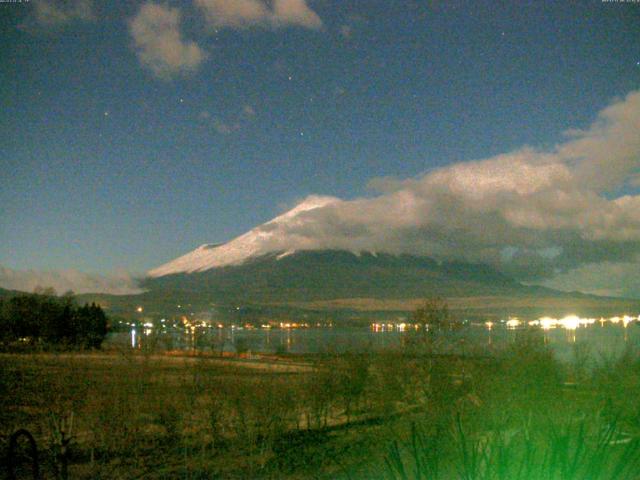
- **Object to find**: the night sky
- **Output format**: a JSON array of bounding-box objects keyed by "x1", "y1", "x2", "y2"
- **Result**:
[{"x1": 1, "y1": 0, "x2": 639, "y2": 296}]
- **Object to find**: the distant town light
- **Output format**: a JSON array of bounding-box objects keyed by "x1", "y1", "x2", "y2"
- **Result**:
[
  {"x1": 539, "y1": 317, "x2": 558, "y2": 330},
  {"x1": 559, "y1": 315, "x2": 580, "y2": 330},
  {"x1": 506, "y1": 318, "x2": 520, "y2": 329}
]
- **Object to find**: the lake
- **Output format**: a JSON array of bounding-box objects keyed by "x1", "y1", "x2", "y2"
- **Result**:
[{"x1": 107, "y1": 314, "x2": 640, "y2": 363}]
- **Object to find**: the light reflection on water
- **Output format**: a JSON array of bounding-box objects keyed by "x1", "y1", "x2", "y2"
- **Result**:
[{"x1": 111, "y1": 316, "x2": 640, "y2": 363}]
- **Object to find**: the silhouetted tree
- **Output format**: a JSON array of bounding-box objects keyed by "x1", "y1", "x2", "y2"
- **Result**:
[
  {"x1": 0, "y1": 292, "x2": 109, "y2": 349},
  {"x1": 75, "y1": 303, "x2": 109, "y2": 348}
]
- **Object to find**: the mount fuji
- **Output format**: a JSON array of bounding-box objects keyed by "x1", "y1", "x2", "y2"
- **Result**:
[
  {"x1": 133, "y1": 197, "x2": 640, "y2": 318},
  {"x1": 142, "y1": 196, "x2": 523, "y2": 302}
]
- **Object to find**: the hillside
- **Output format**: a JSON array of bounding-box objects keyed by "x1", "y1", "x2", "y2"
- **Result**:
[
  {"x1": 142, "y1": 250, "x2": 525, "y2": 302},
  {"x1": 127, "y1": 250, "x2": 639, "y2": 320}
]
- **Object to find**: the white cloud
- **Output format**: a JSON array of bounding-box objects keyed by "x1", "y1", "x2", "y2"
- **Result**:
[
  {"x1": 212, "y1": 90, "x2": 640, "y2": 295},
  {"x1": 0, "y1": 266, "x2": 143, "y2": 295},
  {"x1": 271, "y1": 0, "x2": 322, "y2": 29},
  {"x1": 194, "y1": 0, "x2": 322, "y2": 30},
  {"x1": 129, "y1": 3, "x2": 206, "y2": 80},
  {"x1": 195, "y1": 0, "x2": 270, "y2": 28},
  {"x1": 129, "y1": 1, "x2": 321, "y2": 78},
  {"x1": 31, "y1": 0, "x2": 95, "y2": 27},
  {"x1": 559, "y1": 91, "x2": 640, "y2": 192}
]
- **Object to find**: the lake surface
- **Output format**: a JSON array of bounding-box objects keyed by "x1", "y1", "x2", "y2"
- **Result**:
[{"x1": 107, "y1": 316, "x2": 640, "y2": 363}]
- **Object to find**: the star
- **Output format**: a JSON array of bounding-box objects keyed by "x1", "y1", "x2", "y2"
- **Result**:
[
  {"x1": 180, "y1": 98, "x2": 184, "y2": 103},
  {"x1": 104, "y1": 111, "x2": 109, "y2": 117}
]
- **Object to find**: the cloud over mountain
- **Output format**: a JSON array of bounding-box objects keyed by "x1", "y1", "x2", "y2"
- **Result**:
[
  {"x1": 0, "y1": 266, "x2": 143, "y2": 295},
  {"x1": 286, "y1": 91, "x2": 640, "y2": 283},
  {"x1": 153, "y1": 90, "x2": 640, "y2": 295}
]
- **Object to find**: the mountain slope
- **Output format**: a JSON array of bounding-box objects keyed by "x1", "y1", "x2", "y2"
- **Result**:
[
  {"x1": 144, "y1": 249, "x2": 538, "y2": 304},
  {"x1": 141, "y1": 198, "x2": 640, "y2": 318},
  {"x1": 148, "y1": 195, "x2": 340, "y2": 277}
]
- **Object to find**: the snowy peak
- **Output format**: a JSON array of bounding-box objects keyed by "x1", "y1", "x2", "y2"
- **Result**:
[{"x1": 147, "y1": 195, "x2": 340, "y2": 277}]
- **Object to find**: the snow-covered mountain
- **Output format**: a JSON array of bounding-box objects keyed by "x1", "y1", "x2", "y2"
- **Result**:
[
  {"x1": 148, "y1": 195, "x2": 341, "y2": 277},
  {"x1": 138, "y1": 198, "x2": 639, "y2": 315},
  {"x1": 144, "y1": 194, "x2": 533, "y2": 304}
]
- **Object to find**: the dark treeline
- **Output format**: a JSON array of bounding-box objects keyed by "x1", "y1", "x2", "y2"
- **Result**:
[{"x1": 0, "y1": 289, "x2": 108, "y2": 348}]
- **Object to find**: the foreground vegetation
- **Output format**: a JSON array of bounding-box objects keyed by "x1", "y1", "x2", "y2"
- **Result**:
[{"x1": 2, "y1": 329, "x2": 640, "y2": 479}]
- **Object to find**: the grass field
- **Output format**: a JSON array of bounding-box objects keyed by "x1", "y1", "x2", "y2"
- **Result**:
[{"x1": 2, "y1": 333, "x2": 640, "y2": 479}]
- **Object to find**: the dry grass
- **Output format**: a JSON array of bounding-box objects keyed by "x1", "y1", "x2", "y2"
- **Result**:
[{"x1": 2, "y1": 339, "x2": 639, "y2": 479}]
